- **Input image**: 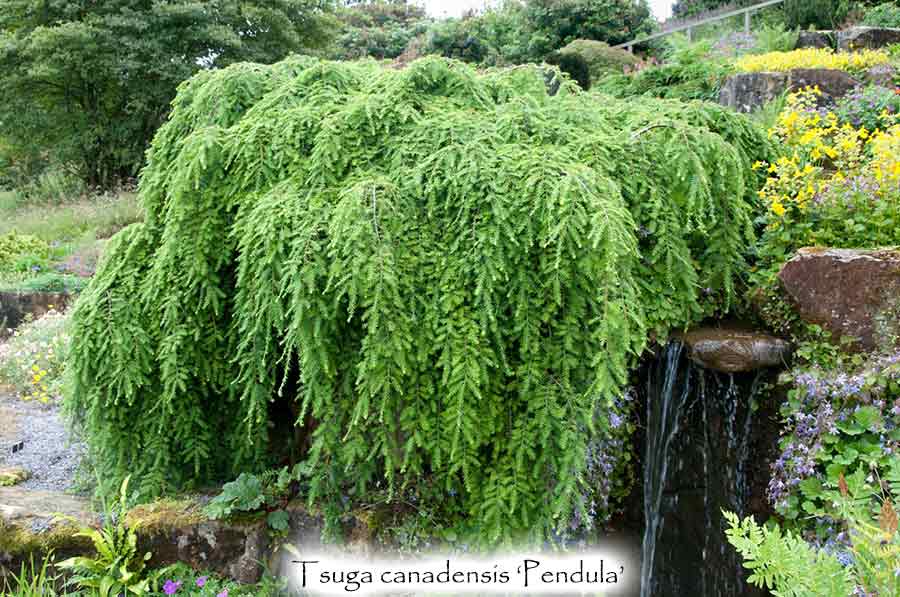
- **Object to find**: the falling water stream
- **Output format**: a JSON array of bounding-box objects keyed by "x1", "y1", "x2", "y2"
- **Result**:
[{"x1": 639, "y1": 341, "x2": 765, "y2": 597}]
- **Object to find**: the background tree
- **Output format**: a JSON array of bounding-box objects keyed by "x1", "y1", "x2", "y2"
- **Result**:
[
  {"x1": 522, "y1": 0, "x2": 655, "y2": 59},
  {"x1": 329, "y1": 1, "x2": 430, "y2": 60},
  {"x1": 0, "y1": 0, "x2": 335, "y2": 190}
]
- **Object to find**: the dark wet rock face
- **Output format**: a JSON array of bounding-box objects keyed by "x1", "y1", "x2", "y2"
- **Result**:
[
  {"x1": 719, "y1": 69, "x2": 858, "y2": 113},
  {"x1": 796, "y1": 30, "x2": 834, "y2": 50},
  {"x1": 637, "y1": 343, "x2": 775, "y2": 597},
  {"x1": 0, "y1": 292, "x2": 71, "y2": 338},
  {"x1": 838, "y1": 27, "x2": 900, "y2": 51},
  {"x1": 682, "y1": 328, "x2": 791, "y2": 373},
  {"x1": 778, "y1": 248, "x2": 900, "y2": 351}
]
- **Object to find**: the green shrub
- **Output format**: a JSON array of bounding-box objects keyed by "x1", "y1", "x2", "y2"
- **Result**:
[
  {"x1": 558, "y1": 39, "x2": 639, "y2": 80},
  {"x1": 863, "y1": 2, "x2": 900, "y2": 28},
  {"x1": 68, "y1": 57, "x2": 772, "y2": 543},
  {"x1": 594, "y1": 37, "x2": 732, "y2": 101},
  {"x1": 545, "y1": 51, "x2": 592, "y2": 90},
  {"x1": 0, "y1": 232, "x2": 49, "y2": 272},
  {"x1": 20, "y1": 168, "x2": 87, "y2": 205}
]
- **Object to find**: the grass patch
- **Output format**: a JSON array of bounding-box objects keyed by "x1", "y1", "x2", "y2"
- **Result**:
[
  {"x1": 0, "y1": 191, "x2": 141, "y2": 289},
  {"x1": 0, "y1": 191, "x2": 142, "y2": 243}
]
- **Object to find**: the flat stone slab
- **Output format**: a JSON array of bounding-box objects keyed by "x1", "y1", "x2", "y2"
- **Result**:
[
  {"x1": 796, "y1": 30, "x2": 834, "y2": 50},
  {"x1": 680, "y1": 327, "x2": 791, "y2": 373}
]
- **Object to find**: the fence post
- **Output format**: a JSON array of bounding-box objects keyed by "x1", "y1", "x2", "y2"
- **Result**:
[{"x1": 744, "y1": 10, "x2": 751, "y2": 34}]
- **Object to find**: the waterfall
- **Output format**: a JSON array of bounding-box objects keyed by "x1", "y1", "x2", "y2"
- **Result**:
[{"x1": 638, "y1": 341, "x2": 765, "y2": 597}]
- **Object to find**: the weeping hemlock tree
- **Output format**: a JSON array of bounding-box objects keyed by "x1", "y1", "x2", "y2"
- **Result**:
[{"x1": 68, "y1": 57, "x2": 772, "y2": 542}]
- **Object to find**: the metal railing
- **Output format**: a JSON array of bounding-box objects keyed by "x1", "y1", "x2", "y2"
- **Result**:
[{"x1": 613, "y1": 0, "x2": 786, "y2": 52}]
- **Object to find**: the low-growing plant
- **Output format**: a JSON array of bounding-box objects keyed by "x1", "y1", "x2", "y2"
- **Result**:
[
  {"x1": 753, "y1": 24, "x2": 800, "y2": 54},
  {"x1": 1, "y1": 552, "x2": 67, "y2": 596},
  {"x1": 725, "y1": 511, "x2": 854, "y2": 596},
  {"x1": 0, "y1": 232, "x2": 48, "y2": 272},
  {"x1": 0, "y1": 309, "x2": 69, "y2": 402},
  {"x1": 726, "y1": 481, "x2": 900, "y2": 596},
  {"x1": 57, "y1": 477, "x2": 171, "y2": 597},
  {"x1": 149, "y1": 564, "x2": 286, "y2": 597},
  {"x1": 767, "y1": 346, "x2": 900, "y2": 524},
  {"x1": 203, "y1": 467, "x2": 301, "y2": 535},
  {"x1": 0, "y1": 272, "x2": 89, "y2": 294},
  {"x1": 834, "y1": 85, "x2": 900, "y2": 132},
  {"x1": 753, "y1": 87, "x2": 900, "y2": 280}
]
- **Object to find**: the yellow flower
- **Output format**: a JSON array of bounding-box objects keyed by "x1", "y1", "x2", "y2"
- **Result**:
[{"x1": 771, "y1": 200, "x2": 786, "y2": 216}]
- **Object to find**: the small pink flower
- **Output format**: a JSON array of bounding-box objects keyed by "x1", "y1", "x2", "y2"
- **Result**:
[
  {"x1": 217, "y1": 591, "x2": 229, "y2": 597},
  {"x1": 163, "y1": 579, "x2": 182, "y2": 595},
  {"x1": 196, "y1": 576, "x2": 209, "y2": 587}
]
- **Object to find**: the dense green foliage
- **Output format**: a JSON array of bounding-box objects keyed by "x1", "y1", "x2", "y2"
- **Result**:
[
  {"x1": 329, "y1": 1, "x2": 430, "y2": 60},
  {"x1": 0, "y1": 232, "x2": 49, "y2": 272},
  {"x1": 672, "y1": 0, "x2": 751, "y2": 18},
  {"x1": 67, "y1": 57, "x2": 772, "y2": 542},
  {"x1": 595, "y1": 38, "x2": 731, "y2": 101},
  {"x1": 422, "y1": 0, "x2": 655, "y2": 66},
  {"x1": 520, "y1": 0, "x2": 654, "y2": 57},
  {"x1": 0, "y1": 0, "x2": 334, "y2": 189},
  {"x1": 783, "y1": 0, "x2": 849, "y2": 30},
  {"x1": 726, "y1": 483, "x2": 900, "y2": 597},
  {"x1": 863, "y1": 2, "x2": 900, "y2": 28},
  {"x1": 545, "y1": 51, "x2": 593, "y2": 89}
]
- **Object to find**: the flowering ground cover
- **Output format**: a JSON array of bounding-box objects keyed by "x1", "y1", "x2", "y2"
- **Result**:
[
  {"x1": 734, "y1": 47, "x2": 891, "y2": 75},
  {"x1": 0, "y1": 309, "x2": 69, "y2": 403}
]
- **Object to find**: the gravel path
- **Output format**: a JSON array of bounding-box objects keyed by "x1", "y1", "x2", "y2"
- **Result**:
[{"x1": 0, "y1": 394, "x2": 85, "y2": 492}]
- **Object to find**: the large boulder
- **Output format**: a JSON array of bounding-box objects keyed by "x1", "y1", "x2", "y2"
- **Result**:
[
  {"x1": 788, "y1": 68, "x2": 859, "y2": 103},
  {"x1": 681, "y1": 328, "x2": 791, "y2": 373},
  {"x1": 719, "y1": 69, "x2": 859, "y2": 113},
  {"x1": 838, "y1": 27, "x2": 900, "y2": 51},
  {"x1": 778, "y1": 248, "x2": 900, "y2": 351},
  {"x1": 719, "y1": 72, "x2": 789, "y2": 113},
  {"x1": 796, "y1": 30, "x2": 834, "y2": 50}
]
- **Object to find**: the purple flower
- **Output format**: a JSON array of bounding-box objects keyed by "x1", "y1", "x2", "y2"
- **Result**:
[
  {"x1": 163, "y1": 580, "x2": 182, "y2": 595},
  {"x1": 217, "y1": 591, "x2": 229, "y2": 597},
  {"x1": 196, "y1": 576, "x2": 208, "y2": 587}
]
